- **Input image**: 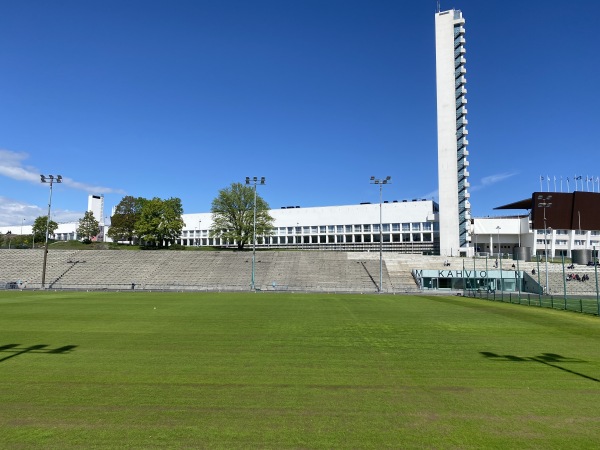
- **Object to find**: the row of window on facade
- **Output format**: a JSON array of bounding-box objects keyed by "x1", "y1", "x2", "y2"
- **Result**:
[
  {"x1": 535, "y1": 230, "x2": 600, "y2": 235},
  {"x1": 180, "y1": 232, "x2": 435, "y2": 246},
  {"x1": 536, "y1": 239, "x2": 600, "y2": 246},
  {"x1": 180, "y1": 222, "x2": 435, "y2": 238}
]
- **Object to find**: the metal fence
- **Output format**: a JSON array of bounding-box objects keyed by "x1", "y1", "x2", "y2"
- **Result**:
[{"x1": 464, "y1": 289, "x2": 600, "y2": 316}]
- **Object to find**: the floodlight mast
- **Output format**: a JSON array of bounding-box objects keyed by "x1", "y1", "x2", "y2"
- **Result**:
[
  {"x1": 40, "y1": 174, "x2": 62, "y2": 288},
  {"x1": 537, "y1": 194, "x2": 552, "y2": 294},
  {"x1": 245, "y1": 176, "x2": 266, "y2": 291},
  {"x1": 370, "y1": 176, "x2": 391, "y2": 293},
  {"x1": 496, "y1": 225, "x2": 501, "y2": 293}
]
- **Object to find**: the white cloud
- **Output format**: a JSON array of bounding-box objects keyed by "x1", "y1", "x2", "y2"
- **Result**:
[
  {"x1": 471, "y1": 171, "x2": 518, "y2": 192},
  {"x1": 0, "y1": 148, "x2": 125, "y2": 195},
  {"x1": 0, "y1": 149, "x2": 40, "y2": 183},
  {"x1": 0, "y1": 196, "x2": 43, "y2": 227},
  {"x1": 416, "y1": 172, "x2": 518, "y2": 203},
  {"x1": 0, "y1": 196, "x2": 83, "y2": 227},
  {"x1": 61, "y1": 177, "x2": 126, "y2": 195}
]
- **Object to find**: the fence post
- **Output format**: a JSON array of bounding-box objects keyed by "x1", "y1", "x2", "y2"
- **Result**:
[
  {"x1": 536, "y1": 255, "x2": 542, "y2": 302},
  {"x1": 562, "y1": 254, "x2": 567, "y2": 310},
  {"x1": 594, "y1": 245, "x2": 599, "y2": 316}
]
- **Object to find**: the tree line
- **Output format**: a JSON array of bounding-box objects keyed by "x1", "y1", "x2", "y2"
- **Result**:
[{"x1": 1, "y1": 183, "x2": 275, "y2": 249}]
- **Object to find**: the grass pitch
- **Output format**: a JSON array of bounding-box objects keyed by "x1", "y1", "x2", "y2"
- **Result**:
[{"x1": 1, "y1": 291, "x2": 599, "y2": 449}]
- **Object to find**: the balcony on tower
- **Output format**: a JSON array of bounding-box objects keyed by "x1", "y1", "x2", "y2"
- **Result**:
[
  {"x1": 455, "y1": 97, "x2": 467, "y2": 108},
  {"x1": 456, "y1": 106, "x2": 467, "y2": 118},
  {"x1": 455, "y1": 36, "x2": 466, "y2": 46},
  {"x1": 454, "y1": 56, "x2": 467, "y2": 68},
  {"x1": 455, "y1": 86, "x2": 467, "y2": 97}
]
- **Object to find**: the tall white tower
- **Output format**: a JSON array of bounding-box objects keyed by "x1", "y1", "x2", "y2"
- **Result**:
[
  {"x1": 87, "y1": 194, "x2": 105, "y2": 225},
  {"x1": 435, "y1": 9, "x2": 471, "y2": 256}
]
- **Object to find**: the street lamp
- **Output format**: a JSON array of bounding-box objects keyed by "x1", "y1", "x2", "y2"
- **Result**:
[
  {"x1": 40, "y1": 174, "x2": 62, "y2": 288},
  {"x1": 197, "y1": 220, "x2": 201, "y2": 247},
  {"x1": 245, "y1": 176, "x2": 265, "y2": 291},
  {"x1": 496, "y1": 225, "x2": 502, "y2": 292},
  {"x1": 370, "y1": 175, "x2": 391, "y2": 293},
  {"x1": 496, "y1": 226, "x2": 501, "y2": 259},
  {"x1": 537, "y1": 194, "x2": 552, "y2": 294}
]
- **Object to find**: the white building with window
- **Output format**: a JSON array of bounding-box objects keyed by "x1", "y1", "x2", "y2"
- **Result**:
[{"x1": 178, "y1": 200, "x2": 440, "y2": 254}]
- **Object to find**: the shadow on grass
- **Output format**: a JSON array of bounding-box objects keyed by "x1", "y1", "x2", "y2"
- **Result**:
[
  {"x1": 480, "y1": 351, "x2": 599, "y2": 383},
  {"x1": 0, "y1": 344, "x2": 77, "y2": 363}
]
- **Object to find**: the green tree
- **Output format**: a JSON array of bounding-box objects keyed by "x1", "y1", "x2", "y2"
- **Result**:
[
  {"x1": 136, "y1": 197, "x2": 184, "y2": 248},
  {"x1": 108, "y1": 196, "x2": 145, "y2": 244},
  {"x1": 32, "y1": 216, "x2": 58, "y2": 242},
  {"x1": 210, "y1": 182, "x2": 274, "y2": 250},
  {"x1": 76, "y1": 211, "x2": 101, "y2": 242}
]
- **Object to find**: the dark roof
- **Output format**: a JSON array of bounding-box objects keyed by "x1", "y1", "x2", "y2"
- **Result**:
[{"x1": 494, "y1": 198, "x2": 532, "y2": 210}]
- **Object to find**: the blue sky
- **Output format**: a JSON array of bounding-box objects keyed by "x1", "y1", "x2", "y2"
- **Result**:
[{"x1": 1, "y1": 0, "x2": 598, "y2": 227}]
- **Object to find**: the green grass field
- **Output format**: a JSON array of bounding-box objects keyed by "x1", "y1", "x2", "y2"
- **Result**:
[{"x1": 1, "y1": 291, "x2": 599, "y2": 449}]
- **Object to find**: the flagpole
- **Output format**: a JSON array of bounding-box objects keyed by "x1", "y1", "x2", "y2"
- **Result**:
[
  {"x1": 567, "y1": 177, "x2": 570, "y2": 193},
  {"x1": 539, "y1": 176, "x2": 543, "y2": 192},
  {"x1": 553, "y1": 176, "x2": 556, "y2": 192},
  {"x1": 546, "y1": 175, "x2": 550, "y2": 192}
]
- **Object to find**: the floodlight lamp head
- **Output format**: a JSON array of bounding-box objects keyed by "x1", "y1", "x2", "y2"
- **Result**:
[
  {"x1": 386, "y1": 176, "x2": 391, "y2": 181},
  {"x1": 57, "y1": 175, "x2": 63, "y2": 182},
  {"x1": 253, "y1": 176, "x2": 257, "y2": 182},
  {"x1": 40, "y1": 175, "x2": 46, "y2": 182},
  {"x1": 370, "y1": 176, "x2": 375, "y2": 181},
  {"x1": 245, "y1": 177, "x2": 250, "y2": 184},
  {"x1": 260, "y1": 177, "x2": 265, "y2": 184}
]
